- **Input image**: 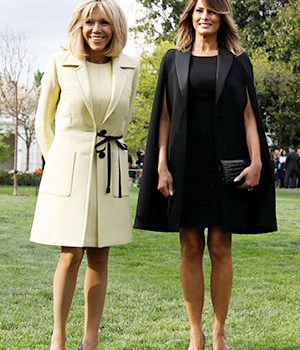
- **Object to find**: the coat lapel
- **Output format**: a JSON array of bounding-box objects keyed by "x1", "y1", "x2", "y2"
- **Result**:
[
  {"x1": 102, "y1": 56, "x2": 126, "y2": 124},
  {"x1": 215, "y1": 47, "x2": 233, "y2": 105},
  {"x1": 62, "y1": 53, "x2": 94, "y2": 120},
  {"x1": 175, "y1": 47, "x2": 191, "y2": 103},
  {"x1": 102, "y1": 54, "x2": 136, "y2": 124}
]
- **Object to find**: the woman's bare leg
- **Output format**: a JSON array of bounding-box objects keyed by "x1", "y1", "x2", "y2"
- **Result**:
[
  {"x1": 180, "y1": 227, "x2": 206, "y2": 350},
  {"x1": 207, "y1": 227, "x2": 232, "y2": 350},
  {"x1": 50, "y1": 247, "x2": 84, "y2": 350},
  {"x1": 82, "y1": 247, "x2": 109, "y2": 350}
]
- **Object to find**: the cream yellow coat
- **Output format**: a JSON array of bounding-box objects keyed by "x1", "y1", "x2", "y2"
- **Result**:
[{"x1": 30, "y1": 51, "x2": 139, "y2": 247}]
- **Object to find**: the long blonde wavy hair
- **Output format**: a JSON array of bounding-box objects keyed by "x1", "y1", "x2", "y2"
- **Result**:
[
  {"x1": 175, "y1": 0, "x2": 244, "y2": 55},
  {"x1": 68, "y1": 0, "x2": 127, "y2": 60}
]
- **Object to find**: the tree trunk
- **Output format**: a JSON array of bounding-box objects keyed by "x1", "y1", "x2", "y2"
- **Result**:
[
  {"x1": 13, "y1": 83, "x2": 19, "y2": 196},
  {"x1": 26, "y1": 143, "x2": 30, "y2": 171}
]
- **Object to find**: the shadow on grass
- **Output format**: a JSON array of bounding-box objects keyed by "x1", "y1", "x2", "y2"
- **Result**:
[
  {"x1": 266, "y1": 348, "x2": 298, "y2": 350},
  {"x1": 240, "y1": 344, "x2": 300, "y2": 350}
]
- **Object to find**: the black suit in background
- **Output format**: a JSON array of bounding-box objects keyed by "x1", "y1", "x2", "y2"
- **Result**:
[{"x1": 284, "y1": 150, "x2": 300, "y2": 188}]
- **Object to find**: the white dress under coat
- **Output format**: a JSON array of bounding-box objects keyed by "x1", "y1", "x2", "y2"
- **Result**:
[{"x1": 30, "y1": 50, "x2": 139, "y2": 247}]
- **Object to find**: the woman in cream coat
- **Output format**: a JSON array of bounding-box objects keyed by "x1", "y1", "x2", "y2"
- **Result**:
[{"x1": 30, "y1": 1, "x2": 139, "y2": 349}]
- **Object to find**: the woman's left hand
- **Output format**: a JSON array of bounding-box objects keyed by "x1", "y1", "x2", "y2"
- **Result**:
[{"x1": 234, "y1": 162, "x2": 262, "y2": 190}]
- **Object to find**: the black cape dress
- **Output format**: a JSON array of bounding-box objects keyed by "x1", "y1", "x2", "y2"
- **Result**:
[{"x1": 134, "y1": 47, "x2": 277, "y2": 234}]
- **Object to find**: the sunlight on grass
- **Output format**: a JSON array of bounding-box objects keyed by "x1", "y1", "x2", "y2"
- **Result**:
[{"x1": 0, "y1": 186, "x2": 299, "y2": 349}]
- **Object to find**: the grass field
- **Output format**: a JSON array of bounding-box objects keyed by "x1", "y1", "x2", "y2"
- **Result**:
[{"x1": 0, "y1": 186, "x2": 299, "y2": 350}]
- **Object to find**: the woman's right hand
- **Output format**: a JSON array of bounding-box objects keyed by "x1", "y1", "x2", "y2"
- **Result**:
[{"x1": 157, "y1": 168, "x2": 174, "y2": 198}]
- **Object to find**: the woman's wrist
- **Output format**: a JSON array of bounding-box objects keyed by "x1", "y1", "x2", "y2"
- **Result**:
[
  {"x1": 250, "y1": 160, "x2": 262, "y2": 169},
  {"x1": 158, "y1": 162, "x2": 169, "y2": 174}
]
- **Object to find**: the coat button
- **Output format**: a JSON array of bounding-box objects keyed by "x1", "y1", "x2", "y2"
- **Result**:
[{"x1": 99, "y1": 150, "x2": 105, "y2": 159}]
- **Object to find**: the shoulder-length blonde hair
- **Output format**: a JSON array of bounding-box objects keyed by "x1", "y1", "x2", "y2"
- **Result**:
[
  {"x1": 175, "y1": 0, "x2": 244, "y2": 55},
  {"x1": 68, "y1": 0, "x2": 127, "y2": 60}
]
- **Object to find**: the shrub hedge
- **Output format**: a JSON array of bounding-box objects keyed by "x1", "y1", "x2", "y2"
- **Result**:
[{"x1": 0, "y1": 170, "x2": 41, "y2": 186}]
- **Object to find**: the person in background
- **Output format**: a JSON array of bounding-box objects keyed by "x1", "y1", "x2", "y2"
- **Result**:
[
  {"x1": 284, "y1": 146, "x2": 300, "y2": 188},
  {"x1": 278, "y1": 148, "x2": 286, "y2": 188},
  {"x1": 30, "y1": 1, "x2": 139, "y2": 349},
  {"x1": 128, "y1": 154, "x2": 138, "y2": 187},
  {"x1": 134, "y1": 0, "x2": 277, "y2": 349},
  {"x1": 136, "y1": 149, "x2": 145, "y2": 169},
  {"x1": 271, "y1": 149, "x2": 280, "y2": 188},
  {"x1": 135, "y1": 149, "x2": 145, "y2": 187}
]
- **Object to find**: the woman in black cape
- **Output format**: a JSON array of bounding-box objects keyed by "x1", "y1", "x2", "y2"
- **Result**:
[{"x1": 134, "y1": 0, "x2": 277, "y2": 349}]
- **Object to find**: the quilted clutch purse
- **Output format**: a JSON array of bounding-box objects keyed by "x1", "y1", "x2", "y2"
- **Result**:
[{"x1": 218, "y1": 159, "x2": 249, "y2": 186}]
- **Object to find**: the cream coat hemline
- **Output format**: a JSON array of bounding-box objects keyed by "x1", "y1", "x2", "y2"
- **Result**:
[{"x1": 29, "y1": 236, "x2": 133, "y2": 248}]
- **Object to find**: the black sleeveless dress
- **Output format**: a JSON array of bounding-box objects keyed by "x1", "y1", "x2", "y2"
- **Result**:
[{"x1": 180, "y1": 56, "x2": 221, "y2": 228}]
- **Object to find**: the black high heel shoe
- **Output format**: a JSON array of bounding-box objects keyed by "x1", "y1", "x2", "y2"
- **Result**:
[{"x1": 78, "y1": 341, "x2": 83, "y2": 350}]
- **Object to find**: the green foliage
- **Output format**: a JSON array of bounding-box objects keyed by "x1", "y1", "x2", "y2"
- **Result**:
[
  {"x1": 17, "y1": 172, "x2": 41, "y2": 186},
  {"x1": 34, "y1": 69, "x2": 44, "y2": 87},
  {"x1": 231, "y1": 0, "x2": 288, "y2": 51},
  {"x1": 266, "y1": 0, "x2": 300, "y2": 73},
  {"x1": 133, "y1": 0, "x2": 185, "y2": 42},
  {"x1": 0, "y1": 169, "x2": 41, "y2": 186},
  {"x1": 252, "y1": 50, "x2": 300, "y2": 147},
  {"x1": 0, "y1": 134, "x2": 10, "y2": 163},
  {"x1": 247, "y1": 0, "x2": 300, "y2": 147},
  {"x1": 0, "y1": 169, "x2": 13, "y2": 185},
  {"x1": 0, "y1": 187, "x2": 299, "y2": 349},
  {"x1": 126, "y1": 41, "x2": 173, "y2": 153},
  {"x1": 134, "y1": 0, "x2": 289, "y2": 46}
]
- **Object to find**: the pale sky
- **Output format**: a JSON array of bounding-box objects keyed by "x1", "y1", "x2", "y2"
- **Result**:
[{"x1": 0, "y1": 0, "x2": 141, "y2": 73}]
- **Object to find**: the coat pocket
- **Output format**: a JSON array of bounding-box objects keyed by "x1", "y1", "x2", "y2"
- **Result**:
[
  {"x1": 112, "y1": 149, "x2": 129, "y2": 198},
  {"x1": 39, "y1": 149, "x2": 76, "y2": 197}
]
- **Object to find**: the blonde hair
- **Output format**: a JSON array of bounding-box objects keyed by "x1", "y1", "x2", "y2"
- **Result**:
[
  {"x1": 68, "y1": 0, "x2": 127, "y2": 60},
  {"x1": 175, "y1": 0, "x2": 244, "y2": 55}
]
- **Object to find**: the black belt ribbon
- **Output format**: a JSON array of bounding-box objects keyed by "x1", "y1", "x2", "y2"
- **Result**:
[{"x1": 95, "y1": 129, "x2": 127, "y2": 197}]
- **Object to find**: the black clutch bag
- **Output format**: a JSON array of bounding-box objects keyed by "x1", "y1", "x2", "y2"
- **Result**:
[{"x1": 218, "y1": 159, "x2": 249, "y2": 186}]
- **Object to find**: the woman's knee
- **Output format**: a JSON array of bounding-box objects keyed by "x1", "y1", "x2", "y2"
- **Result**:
[
  {"x1": 207, "y1": 228, "x2": 232, "y2": 262},
  {"x1": 180, "y1": 228, "x2": 205, "y2": 261},
  {"x1": 86, "y1": 247, "x2": 110, "y2": 267},
  {"x1": 59, "y1": 247, "x2": 84, "y2": 270}
]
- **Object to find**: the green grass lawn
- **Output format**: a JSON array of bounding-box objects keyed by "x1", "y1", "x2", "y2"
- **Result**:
[{"x1": 0, "y1": 186, "x2": 299, "y2": 349}]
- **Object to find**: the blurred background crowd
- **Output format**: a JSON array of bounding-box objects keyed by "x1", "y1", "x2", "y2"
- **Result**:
[{"x1": 271, "y1": 146, "x2": 300, "y2": 188}]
